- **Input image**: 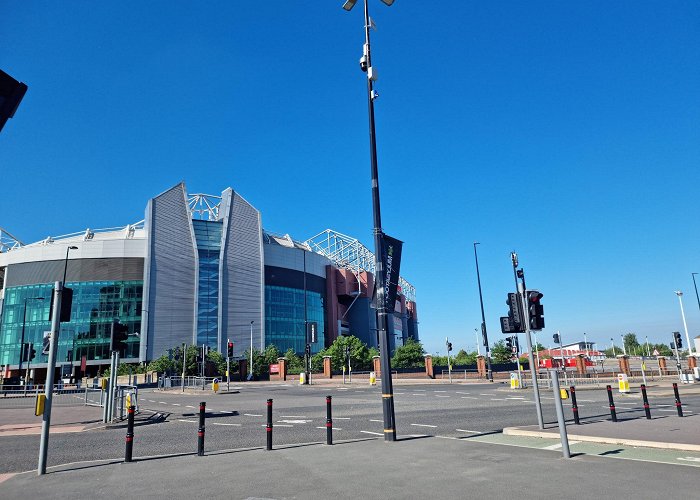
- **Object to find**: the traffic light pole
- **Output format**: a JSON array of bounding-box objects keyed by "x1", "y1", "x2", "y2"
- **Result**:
[
  {"x1": 38, "y1": 281, "x2": 61, "y2": 476},
  {"x1": 511, "y1": 258, "x2": 544, "y2": 431}
]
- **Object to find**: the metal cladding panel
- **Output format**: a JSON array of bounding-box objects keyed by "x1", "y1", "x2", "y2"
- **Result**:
[
  {"x1": 5, "y1": 258, "x2": 144, "y2": 287},
  {"x1": 221, "y1": 192, "x2": 263, "y2": 359},
  {"x1": 146, "y1": 184, "x2": 197, "y2": 360}
]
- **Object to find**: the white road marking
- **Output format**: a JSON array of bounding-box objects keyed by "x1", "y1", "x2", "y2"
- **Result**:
[
  {"x1": 369, "y1": 419, "x2": 383, "y2": 422},
  {"x1": 410, "y1": 423, "x2": 437, "y2": 428},
  {"x1": 334, "y1": 417, "x2": 351, "y2": 420},
  {"x1": 412, "y1": 394, "x2": 427, "y2": 396},
  {"x1": 456, "y1": 429, "x2": 480, "y2": 434},
  {"x1": 245, "y1": 414, "x2": 263, "y2": 417},
  {"x1": 578, "y1": 399, "x2": 595, "y2": 402},
  {"x1": 490, "y1": 398, "x2": 507, "y2": 401},
  {"x1": 280, "y1": 415, "x2": 307, "y2": 418},
  {"x1": 413, "y1": 389, "x2": 426, "y2": 392},
  {"x1": 360, "y1": 431, "x2": 383, "y2": 436},
  {"x1": 479, "y1": 394, "x2": 491, "y2": 396},
  {"x1": 262, "y1": 424, "x2": 294, "y2": 427},
  {"x1": 394, "y1": 392, "x2": 405, "y2": 395},
  {"x1": 278, "y1": 419, "x2": 311, "y2": 424},
  {"x1": 212, "y1": 423, "x2": 241, "y2": 426},
  {"x1": 461, "y1": 396, "x2": 479, "y2": 400},
  {"x1": 178, "y1": 419, "x2": 197, "y2": 423},
  {"x1": 435, "y1": 395, "x2": 450, "y2": 398},
  {"x1": 455, "y1": 391, "x2": 470, "y2": 395},
  {"x1": 678, "y1": 457, "x2": 700, "y2": 463},
  {"x1": 186, "y1": 405, "x2": 195, "y2": 409},
  {"x1": 434, "y1": 390, "x2": 447, "y2": 393},
  {"x1": 506, "y1": 397, "x2": 525, "y2": 400},
  {"x1": 172, "y1": 403, "x2": 181, "y2": 406},
  {"x1": 316, "y1": 426, "x2": 342, "y2": 431},
  {"x1": 219, "y1": 410, "x2": 233, "y2": 414},
  {"x1": 543, "y1": 441, "x2": 580, "y2": 450},
  {"x1": 159, "y1": 402, "x2": 168, "y2": 404}
]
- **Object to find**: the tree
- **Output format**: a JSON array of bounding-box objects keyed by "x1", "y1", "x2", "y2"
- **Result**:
[
  {"x1": 319, "y1": 335, "x2": 373, "y2": 372},
  {"x1": 147, "y1": 355, "x2": 174, "y2": 374},
  {"x1": 452, "y1": 349, "x2": 477, "y2": 366},
  {"x1": 623, "y1": 333, "x2": 640, "y2": 351},
  {"x1": 284, "y1": 348, "x2": 304, "y2": 374},
  {"x1": 391, "y1": 338, "x2": 425, "y2": 368},
  {"x1": 207, "y1": 349, "x2": 226, "y2": 377},
  {"x1": 491, "y1": 340, "x2": 513, "y2": 363}
]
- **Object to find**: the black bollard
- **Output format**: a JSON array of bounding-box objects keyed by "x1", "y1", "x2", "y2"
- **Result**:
[
  {"x1": 570, "y1": 386, "x2": 580, "y2": 425},
  {"x1": 198, "y1": 401, "x2": 206, "y2": 456},
  {"x1": 606, "y1": 385, "x2": 617, "y2": 422},
  {"x1": 326, "y1": 396, "x2": 333, "y2": 445},
  {"x1": 641, "y1": 384, "x2": 651, "y2": 419},
  {"x1": 266, "y1": 399, "x2": 273, "y2": 450},
  {"x1": 124, "y1": 404, "x2": 135, "y2": 462},
  {"x1": 673, "y1": 383, "x2": 683, "y2": 417}
]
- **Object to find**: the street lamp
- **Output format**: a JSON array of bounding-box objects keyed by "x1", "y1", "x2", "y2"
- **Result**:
[
  {"x1": 18, "y1": 297, "x2": 45, "y2": 375},
  {"x1": 692, "y1": 273, "x2": 700, "y2": 317},
  {"x1": 610, "y1": 338, "x2": 616, "y2": 357},
  {"x1": 248, "y1": 320, "x2": 254, "y2": 381},
  {"x1": 342, "y1": 0, "x2": 397, "y2": 442},
  {"x1": 62, "y1": 246, "x2": 78, "y2": 285},
  {"x1": 473, "y1": 242, "x2": 492, "y2": 381},
  {"x1": 675, "y1": 291, "x2": 693, "y2": 355}
]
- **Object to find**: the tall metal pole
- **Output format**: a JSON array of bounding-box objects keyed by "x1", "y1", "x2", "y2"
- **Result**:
[
  {"x1": 475, "y1": 329, "x2": 481, "y2": 356},
  {"x1": 692, "y1": 273, "x2": 700, "y2": 318},
  {"x1": 19, "y1": 298, "x2": 29, "y2": 376},
  {"x1": 249, "y1": 321, "x2": 254, "y2": 380},
  {"x1": 360, "y1": 0, "x2": 395, "y2": 441},
  {"x1": 675, "y1": 291, "x2": 693, "y2": 355},
  {"x1": 473, "y1": 242, "x2": 492, "y2": 381},
  {"x1": 620, "y1": 334, "x2": 626, "y2": 356},
  {"x1": 303, "y1": 250, "x2": 309, "y2": 384},
  {"x1": 38, "y1": 281, "x2": 61, "y2": 475},
  {"x1": 181, "y1": 343, "x2": 186, "y2": 392}
]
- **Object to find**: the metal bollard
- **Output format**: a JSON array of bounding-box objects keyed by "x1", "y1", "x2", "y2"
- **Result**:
[
  {"x1": 570, "y1": 386, "x2": 580, "y2": 425},
  {"x1": 125, "y1": 404, "x2": 135, "y2": 462},
  {"x1": 641, "y1": 384, "x2": 652, "y2": 419},
  {"x1": 266, "y1": 399, "x2": 273, "y2": 451},
  {"x1": 606, "y1": 385, "x2": 617, "y2": 422},
  {"x1": 326, "y1": 396, "x2": 333, "y2": 445},
  {"x1": 198, "y1": 401, "x2": 206, "y2": 456},
  {"x1": 673, "y1": 383, "x2": 683, "y2": 417}
]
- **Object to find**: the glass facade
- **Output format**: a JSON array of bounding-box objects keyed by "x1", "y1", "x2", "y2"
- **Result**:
[
  {"x1": 192, "y1": 220, "x2": 222, "y2": 349},
  {"x1": 0, "y1": 281, "x2": 142, "y2": 366},
  {"x1": 265, "y1": 285, "x2": 325, "y2": 354}
]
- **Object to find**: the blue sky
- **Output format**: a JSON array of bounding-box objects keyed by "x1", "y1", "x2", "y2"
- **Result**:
[{"x1": 1, "y1": 1, "x2": 699, "y2": 356}]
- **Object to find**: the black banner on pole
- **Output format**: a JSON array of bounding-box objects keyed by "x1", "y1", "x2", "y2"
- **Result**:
[{"x1": 380, "y1": 233, "x2": 403, "y2": 311}]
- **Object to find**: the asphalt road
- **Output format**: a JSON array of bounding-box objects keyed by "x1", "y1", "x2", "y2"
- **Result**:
[{"x1": 1, "y1": 380, "x2": 698, "y2": 474}]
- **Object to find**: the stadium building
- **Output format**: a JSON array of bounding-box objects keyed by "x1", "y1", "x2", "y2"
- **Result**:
[{"x1": 0, "y1": 183, "x2": 418, "y2": 378}]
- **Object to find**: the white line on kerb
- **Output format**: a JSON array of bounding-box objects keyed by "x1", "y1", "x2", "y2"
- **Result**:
[
  {"x1": 360, "y1": 431, "x2": 383, "y2": 436},
  {"x1": 410, "y1": 423, "x2": 437, "y2": 428}
]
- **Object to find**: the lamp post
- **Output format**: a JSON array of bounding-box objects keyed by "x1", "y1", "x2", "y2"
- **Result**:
[
  {"x1": 692, "y1": 273, "x2": 700, "y2": 316},
  {"x1": 584, "y1": 332, "x2": 589, "y2": 357},
  {"x1": 610, "y1": 338, "x2": 616, "y2": 357},
  {"x1": 473, "y1": 242, "x2": 492, "y2": 381},
  {"x1": 18, "y1": 297, "x2": 45, "y2": 377},
  {"x1": 248, "y1": 321, "x2": 254, "y2": 380},
  {"x1": 620, "y1": 334, "x2": 626, "y2": 356},
  {"x1": 474, "y1": 328, "x2": 480, "y2": 356},
  {"x1": 675, "y1": 291, "x2": 693, "y2": 355},
  {"x1": 342, "y1": 0, "x2": 397, "y2": 442},
  {"x1": 62, "y1": 246, "x2": 78, "y2": 285},
  {"x1": 645, "y1": 335, "x2": 650, "y2": 357}
]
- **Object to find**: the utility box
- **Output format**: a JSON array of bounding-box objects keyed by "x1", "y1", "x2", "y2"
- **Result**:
[
  {"x1": 617, "y1": 373, "x2": 630, "y2": 393},
  {"x1": 510, "y1": 372, "x2": 521, "y2": 389}
]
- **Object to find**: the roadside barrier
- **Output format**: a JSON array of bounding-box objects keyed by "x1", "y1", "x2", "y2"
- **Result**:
[
  {"x1": 125, "y1": 405, "x2": 135, "y2": 462},
  {"x1": 606, "y1": 385, "x2": 617, "y2": 422},
  {"x1": 673, "y1": 383, "x2": 683, "y2": 417},
  {"x1": 326, "y1": 396, "x2": 333, "y2": 445},
  {"x1": 198, "y1": 402, "x2": 206, "y2": 456},
  {"x1": 569, "y1": 386, "x2": 580, "y2": 425},
  {"x1": 640, "y1": 384, "x2": 651, "y2": 419},
  {"x1": 266, "y1": 399, "x2": 273, "y2": 450}
]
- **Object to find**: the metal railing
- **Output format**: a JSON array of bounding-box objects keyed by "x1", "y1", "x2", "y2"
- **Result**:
[
  {"x1": 158, "y1": 376, "x2": 218, "y2": 391},
  {"x1": 439, "y1": 369, "x2": 485, "y2": 381},
  {"x1": 0, "y1": 384, "x2": 93, "y2": 409}
]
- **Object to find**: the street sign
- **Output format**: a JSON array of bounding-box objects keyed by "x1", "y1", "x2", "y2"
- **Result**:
[
  {"x1": 308, "y1": 322, "x2": 318, "y2": 343},
  {"x1": 652, "y1": 349, "x2": 659, "y2": 356},
  {"x1": 42, "y1": 331, "x2": 51, "y2": 355}
]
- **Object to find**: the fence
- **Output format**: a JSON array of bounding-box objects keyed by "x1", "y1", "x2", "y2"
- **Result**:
[{"x1": 158, "y1": 376, "x2": 218, "y2": 391}]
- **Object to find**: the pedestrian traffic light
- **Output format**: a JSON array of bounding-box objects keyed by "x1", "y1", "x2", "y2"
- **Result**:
[
  {"x1": 527, "y1": 291, "x2": 544, "y2": 330},
  {"x1": 306, "y1": 344, "x2": 312, "y2": 357},
  {"x1": 553, "y1": 333, "x2": 560, "y2": 344},
  {"x1": 514, "y1": 337, "x2": 519, "y2": 354},
  {"x1": 109, "y1": 321, "x2": 129, "y2": 354},
  {"x1": 227, "y1": 341, "x2": 234, "y2": 358},
  {"x1": 49, "y1": 287, "x2": 73, "y2": 323},
  {"x1": 27, "y1": 342, "x2": 36, "y2": 362},
  {"x1": 673, "y1": 332, "x2": 682, "y2": 348},
  {"x1": 505, "y1": 337, "x2": 513, "y2": 351}
]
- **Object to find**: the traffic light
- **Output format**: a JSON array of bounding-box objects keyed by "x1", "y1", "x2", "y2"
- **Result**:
[
  {"x1": 305, "y1": 344, "x2": 312, "y2": 357},
  {"x1": 28, "y1": 342, "x2": 36, "y2": 362},
  {"x1": 553, "y1": 333, "x2": 560, "y2": 344},
  {"x1": 0, "y1": 69, "x2": 28, "y2": 133},
  {"x1": 673, "y1": 332, "x2": 682, "y2": 348},
  {"x1": 527, "y1": 291, "x2": 544, "y2": 330},
  {"x1": 447, "y1": 342, "x2": 453, "y2": 352},
  {"x1": 227, "y1": 341, "x2": 234, "y2": 358},
  {"x1": 501, "y1": 292, "x2": 525, "y2": 334},
  {"x1": 514, "y1": 337, "x2": 520, "y2": 354},
  {"x1": 109, "y1": 321, "x2": 129, "y2": 354},
  {"x1": 505, "y1": 337, "x2": 513, "y2": 351},
  {"x1": 49, "y1": 287, "x2": 73, "y2": 323}
]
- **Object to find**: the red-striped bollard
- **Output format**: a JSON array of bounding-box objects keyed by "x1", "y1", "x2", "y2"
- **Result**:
[
  {"x1": 124, "y1": 405, "x2": 135, "y2": 462},
  {"x1": 570, "y1": 386, "x2": 580, "y2": 425},
  {"x1": 197, "y1": 401, "x2": 206, "y2": 456},
  {"x1": 326, "y1": 396, "x2": 333, "y2": 445},
  {"x1": 606, "y1": 385, "x2": 617, "y2": 422},
  {"x1": 266, "y1": 399, "x2": 273, "y2": 450},
  {"x1": 641, "y1": 384, "x2": 651, "y2": 419},
  {"x1": 673, "y1": 383, "x2": 683, "y2": 417}
]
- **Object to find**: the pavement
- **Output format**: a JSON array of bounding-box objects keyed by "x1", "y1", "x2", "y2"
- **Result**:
[{"x1": 2, "y1": 433, "x2": 699, "y2": 499}]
